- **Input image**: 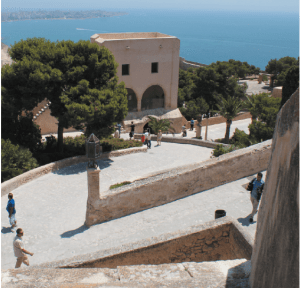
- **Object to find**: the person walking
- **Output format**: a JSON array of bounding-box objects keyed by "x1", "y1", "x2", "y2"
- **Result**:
[
  {"x1": 247, "y1": 172, "x2": 265, "y2": 223},
  {"x1": 116, "y1": 123, "x2": 122, "y2": 137},
  {"x1": 157, "y1": 130, "x2": 163, "y2": 146},
  {"x1": 129, "y1": 121, "x2": 135, "y2": 140},
  {"x1": 190, "y1": 118, "x2": 195, "y2": 131},
  {"x1": 145, "y1": 129, "x2": 151, "y2": 149},
  {"x1": 13, "y1": 228, "x2": 34, "y2": 268},
  {"x1": 6, "y1": 193, "x2": 17, "y2": 230}
]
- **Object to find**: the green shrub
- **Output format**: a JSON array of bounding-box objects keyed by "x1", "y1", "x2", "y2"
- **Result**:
[
  {"x1": 101, "y1": 138, "x2": 142, "y2": 152},
  {"x1": 212, "y1": 144, "x2": 237, "y2": 157},
  {"x1": 229, "y1": 128, "x2": 252, "y2": 148},
  {"x1": 109, "y1": 181, "x2": 131, "y2": 189},
  {"x1": 262, "y1": 75, "x2": 268, "y2": 82},
  {"x1": 1, "y1": 139, "x2": 39, "y2": 182}
]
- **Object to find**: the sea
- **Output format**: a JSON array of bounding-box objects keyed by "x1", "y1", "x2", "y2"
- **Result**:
[{"x1": 1, "y1": 9, "x2": 299, "y2": 70}]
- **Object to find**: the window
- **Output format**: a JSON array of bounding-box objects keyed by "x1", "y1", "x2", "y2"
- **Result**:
[
  {"x1": 151, "y1": 62, "x2": 158, "y2": 73},
  {"x1": 122, "y1": 64, "x2": 130, "y2": 76}
]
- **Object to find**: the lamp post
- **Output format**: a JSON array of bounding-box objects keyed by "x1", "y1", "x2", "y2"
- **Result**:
[
  {"x1": 85, "y1": 134, "x2": 102, "y2": 227},
  {"x1": 86, "y1": 134, "x2": 101, "y2": 168}
]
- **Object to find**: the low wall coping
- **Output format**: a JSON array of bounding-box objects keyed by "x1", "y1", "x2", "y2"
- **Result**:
[
  {"x1": 1, "y1": 146, "x2": 147, "y2": 196},
  {"x1": 34, "y1": 216, "x2": 252, "y2": 269},
  {"x1": 134, "y1": 134, "x2": 231, "y2": 148}
]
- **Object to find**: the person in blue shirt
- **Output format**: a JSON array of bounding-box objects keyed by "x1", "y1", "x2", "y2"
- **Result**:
[
  {"x1": 116, "y1": 123, "x2": 122, "y2": 137},
  {"x1": 190, "y1": 118, "x2": 195, "y2": 131},
  {"x1": 6, "y1": 192, "x2": 17, "y2": 230},
  {"x1": 248, "y1": 172, "x2": 265, "y2": 223}
]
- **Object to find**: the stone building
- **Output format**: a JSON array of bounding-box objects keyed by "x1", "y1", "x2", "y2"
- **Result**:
[{"x1": 90, "y1": 32, "x2": 185, "y2": 133}]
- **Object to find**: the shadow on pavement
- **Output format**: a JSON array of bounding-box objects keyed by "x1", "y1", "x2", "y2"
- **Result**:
[
  {"x1": 60, "y1": 224, "x2": 89, "y2": 238},
  {"x1": 53, "y1": 159, "x2": 114, "y2": 175},
  {"x1": 2, "y1": 227, "x2": 13, "y2": 234},
  {"x1": 237, "y1": 215, "x2": 256, "y2": 227}
]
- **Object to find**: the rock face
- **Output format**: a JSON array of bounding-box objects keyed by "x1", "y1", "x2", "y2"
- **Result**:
[{"x1": 250, "y1": 89, "x2": 299, "y2": 287}]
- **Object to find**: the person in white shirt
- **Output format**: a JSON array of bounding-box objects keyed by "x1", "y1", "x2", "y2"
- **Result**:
[
  {"x1": 145, "y1": 129, "x2": 151, "y2": 149},
  {"x1": 13, "y1": 228, "x2": 34, "y2": 268}
]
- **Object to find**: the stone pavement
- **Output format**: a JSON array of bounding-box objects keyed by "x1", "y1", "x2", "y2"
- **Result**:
[
  {"x1": 1, "y1": 139, "x2": 264, "y2": 270},
  {"x1": 239, "y1": 79, "x2": 272, "y2": 95}
]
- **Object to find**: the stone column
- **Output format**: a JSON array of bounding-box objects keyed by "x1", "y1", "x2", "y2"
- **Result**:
[
  {"x1": 137, "y1": 98, "x2": 142, "y2": 112},
  {"x1": 196, "y1": 122, "x2": 202, "y2": 139},
  {"x1": 85, "y1": 167, "x2": 101, "y2": 227},
  {"x1": 205, "y1": 118, "x2": 208, "y2": 140}
]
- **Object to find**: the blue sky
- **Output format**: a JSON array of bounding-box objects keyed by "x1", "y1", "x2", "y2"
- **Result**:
[{"x1": 1, "y1": 0, "x2": 299, "y2": 13}]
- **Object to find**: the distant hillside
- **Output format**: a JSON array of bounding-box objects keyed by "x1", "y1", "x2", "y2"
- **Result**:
[{"x1": 2, "y1": 9, "x2": 128, "y2": 22}]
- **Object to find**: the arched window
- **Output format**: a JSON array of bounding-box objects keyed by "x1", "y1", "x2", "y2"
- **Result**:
[
  {"x1": 141, "y1": 85, "x2": 164, "y2": 111},
  {"x1": 126, "y1": 88, "x2": 137, "y2": 112}
]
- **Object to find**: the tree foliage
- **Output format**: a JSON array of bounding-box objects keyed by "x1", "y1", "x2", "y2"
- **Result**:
[
  {"x1": 2, "y1": 38, "x2": 128, "y2": 151},
  {"x1": 247, "y1": 93, "x2": 281, "y2": 141},
  {"x1": 1, "y1": 139, "x2": 38, "y2": 182},
  {"x1": 178, "y1": 60, "x2": 255, "y2": 120},
  {"x1": 265, "y1": 56, "x2": 298, "y2": 86},
  {"x1": 215, "y1": 95, "x2": 244, "y2": 143},
  {"x1": 281, "y1": 65, "x2": 299, "y2": 108}
]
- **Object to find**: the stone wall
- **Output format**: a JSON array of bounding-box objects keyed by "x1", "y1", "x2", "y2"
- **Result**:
[
  {"x1": 1, "y1": 146, "x2": 147, "y2": 196},
  {"x1": 271, "y1": 86, "x2": 283, "y2": 98},
  {"x1": 179, "y1": 57, "x2": 208, "y2": 71},
  {"x1": 134, "y1": 134, "x2": 230, "y2": 148},
  {"x1": 185, "y1": 112, "x2": 252, "y2": 129},
  {"x1": 85, "y1": 140, "x2": 271, "y2": 226},
  {"x1": 123, "y1": 108, "x2": 185, "y2": 134},
  {"x1": 250, "y1": 89, "x2": 299, "y2": 288},
  {"x1": 33, "y1": 99, "x2": 77, "y2": 135},
  {"x1": 61, "y1": 218, "x2": 252, "y2": 269}
]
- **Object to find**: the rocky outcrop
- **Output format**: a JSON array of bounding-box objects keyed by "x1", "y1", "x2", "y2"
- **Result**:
[{"x1": 250, "y1": 89, "x2": 299, "y2": 288}]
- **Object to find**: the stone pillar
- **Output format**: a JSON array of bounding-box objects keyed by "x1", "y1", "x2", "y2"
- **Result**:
[
  {"x1": 205, "y1": 118, "x2": 208, "y2": 140},
  {"x1": 137, "y1": 98, "x2": 142, "y2": 112},
  {"x1": 258, "y1": 74, "x2": 263, "y2": 84},
  {"x1": 196, "y1": 123, "x2": 202, "y2": 139},
  {"x1": 85, "y1": 167, "x2": 101, "y2": 227}
]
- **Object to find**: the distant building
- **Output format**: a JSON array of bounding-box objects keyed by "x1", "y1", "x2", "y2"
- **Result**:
[{"x1": 91, "y1": 32, "x2": 185, "y2": 133}]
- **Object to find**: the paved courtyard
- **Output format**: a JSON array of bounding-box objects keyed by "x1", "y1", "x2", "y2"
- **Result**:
[{"x1": 1, "y1": 137, "x2": 264, "y2": 270}]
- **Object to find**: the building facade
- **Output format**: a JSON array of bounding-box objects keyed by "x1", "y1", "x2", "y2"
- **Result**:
[{"x1": 91, "y1": 32, "x2": 180, "y2": 113}]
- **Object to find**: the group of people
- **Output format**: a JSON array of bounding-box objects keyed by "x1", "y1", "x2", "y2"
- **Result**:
[{"x1": 6, "y1": 193, "x2": 34, "y2": 268}]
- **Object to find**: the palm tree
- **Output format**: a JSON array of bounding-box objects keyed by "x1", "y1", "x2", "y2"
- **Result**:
[
  {"x1": 215, "y1": 95, "x2": 243, "y2": 144},
  {"x1": 244, "y1": 94, "x2": 259, "y2": 124},
  {"x1": 146, "y1": 116, "x2": 175, "y2": 135}
]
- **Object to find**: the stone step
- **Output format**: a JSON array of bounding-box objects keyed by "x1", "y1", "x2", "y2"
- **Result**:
[{"x1": 2, "y1": 259, "x2": 250, "y2": 287}]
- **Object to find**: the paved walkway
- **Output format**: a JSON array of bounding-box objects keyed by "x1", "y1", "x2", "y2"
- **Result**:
[
  {"x1": 1, "y1": 139, "x2": 264, "y2": 270},
  {"x1": 239, "y1": 79, "x2": 272, "y2": 95}
]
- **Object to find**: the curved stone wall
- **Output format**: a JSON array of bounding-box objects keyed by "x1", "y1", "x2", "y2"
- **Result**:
[{"x1": 1, "y1": 146, "x2": 147, "y2": 196}]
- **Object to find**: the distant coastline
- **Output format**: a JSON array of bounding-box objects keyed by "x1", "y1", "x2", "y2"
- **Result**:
[{"x1": 1, "y1": 9, "x2": 128, "y2": 22}]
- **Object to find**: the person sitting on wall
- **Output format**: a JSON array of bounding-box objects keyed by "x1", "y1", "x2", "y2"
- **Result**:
[{"x1": 182, "y1": 124, "x2": 187, "y2": 137}]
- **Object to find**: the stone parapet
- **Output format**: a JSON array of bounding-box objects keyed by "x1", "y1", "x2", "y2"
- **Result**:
[
  {"x1": 1, "y1": 146, "x2": 147, "y2": 196},
  {"x1": 134, "y1": 134, "x2": 230, "y2": 148},
  {"x1": 185, "y1": 112, "x2": 252, "y2": 129},
  {"x1": 82, "y1": 140, "x2": 272, "y2": 226}
]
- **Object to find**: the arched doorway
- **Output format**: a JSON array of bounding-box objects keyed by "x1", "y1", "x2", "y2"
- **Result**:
[
  {"x1": 126, "y1": 88, "x2": 137, "y2": 112},
  {"x1": 143, "y1": 122, "x2": 153, "y2": 134},
  {"x1": 141, "y1": 85, "x2": 164, "y2": 111}
]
